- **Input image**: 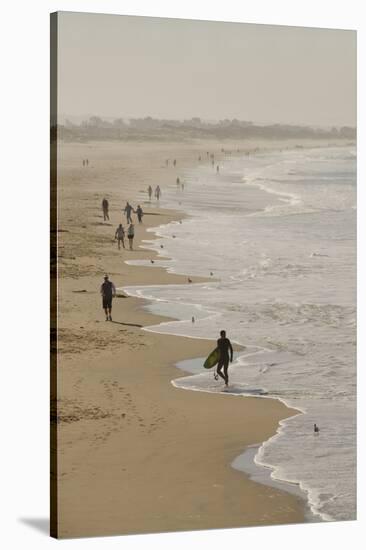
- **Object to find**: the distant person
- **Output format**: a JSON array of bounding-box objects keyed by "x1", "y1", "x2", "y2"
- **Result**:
[
  {"x1": 176, "y1": 177, "x2": 180, "y2": 187},
  {"x1": 127, "y1": 223, "x2": 135, "y2": 250},
  {"x1": 148, "y1": 185, "x2": 153, "y2": 201},
  {"x1": 102, "y1": 198, "x2": 109, "y2": 221},
  {"x1": 124, "y1": 201, "x2": 133, "y2": 224},
  {"x1": 155, "y1": 185, "x2": 161, "y2": 200},
  {"x1": 100, "y1": 274, "x2": 116, "y2": 321},
  {"x1": 198, "y1": 156, "x2": 201, "y2": 161},
  {"x1": 165, "y1": 159, "x2": 169, "y2": 166},
  {"x1": 314, "y1": 424, "x2": 320, "y2": 434},
  {"x1": 135, "y1": 205, "x2": 144, "y2": 223},
  {"x1": 216, "y1": 165, "x2": 220, "y2": 173},
  {"x1": 82, "y1": 159, "x2": 85, "y2": 167},
  {"x1": 181, "y1": 182, "x2": 185, "y2": 191},
  {"x1": 216, "y1": 330, "x2": 233, "y2": 387},
  {"x1": 173, "y1": 159, "x2": 177, "y2": 167},
  {"x1": 115, "y1": 223, "x2": 125, "y2": 250},
  {"x1": 212, "y1": 160, "x2": 215, "y2": 166},
  {"x1": 86, "y1": 159, "x2": 89, "y2": 166}
]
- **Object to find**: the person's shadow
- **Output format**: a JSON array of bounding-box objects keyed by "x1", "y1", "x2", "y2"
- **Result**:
[{"x1": 18, "y1": 517, "x2": 49, "y2": 536}]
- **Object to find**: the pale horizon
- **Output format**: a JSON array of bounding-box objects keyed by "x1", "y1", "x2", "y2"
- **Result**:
[{"x1": 57, "y1": 12, "x2": 357, "y2": 127}]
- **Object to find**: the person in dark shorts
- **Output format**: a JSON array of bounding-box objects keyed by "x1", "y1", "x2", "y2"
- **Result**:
[
  {"x1": 102, "y1": 198, "x2": 109, "y2": 221},
  {"x1": 127, "y1": 223, "x2": 135, "y2": 250},
  {"x1": 216, "y1": 330, "x2": 233, "y2": 386},
  {"x1": 100, "y1": 275, "x2": 116, "y2": 321},
  {"x1": 115, "y1": 223, "x2": 125, "y2": 249}
]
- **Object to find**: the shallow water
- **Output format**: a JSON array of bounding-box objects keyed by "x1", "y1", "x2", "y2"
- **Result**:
[{"x1": 123, "y1": 145, "x2": 356, "y2": 522}]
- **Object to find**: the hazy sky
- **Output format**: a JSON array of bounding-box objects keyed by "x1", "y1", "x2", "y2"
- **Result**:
[{"x1": 57, "y1": 12, "x2": 356, "y2": 126}]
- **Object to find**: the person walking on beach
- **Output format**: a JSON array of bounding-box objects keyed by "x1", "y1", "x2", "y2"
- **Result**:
[
  {"x1": 124, "y1": 201, "x2": 133, "y2": 224},
  {"x1": 176, "y1": 177, "x2": 180, "y2": 187},
  {"x1": 100, "y1": 274, "x2": 116, "y2": 321},
  {"x1": 148, "y1": 185, "x2": 153, "y2": 201},
  {"x1": 216, "y1": 164, "x2": 220, "y2": 173},
  {"x1": 115, "y1": 223, "x2": 125, "y2": 249},
  {"x1": 173, "y1": 159, "x2": 177, "y2": 167},
  {"x1": 216, "y1": 330, "x2": 233, "y2": 387},
  {"x1": 155, "y1": 185, "x2": 162, "y2": 200},
  {"x1": 135, "y1": 205, "x2": 144, "y2": 223},
  {"x1": 127, "y1": 223, "x2": 135, "y2": 250},
  {"x1": 102, "y1": 198, "x2": 109, "y2": 221}
]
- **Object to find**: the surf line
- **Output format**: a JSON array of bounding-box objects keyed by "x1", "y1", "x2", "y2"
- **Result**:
[
  {"x1": 125, "y1": 279, "x2": 312, "y2": 518},
  {"x1": 120, "y1": 203, "x2": 314, "y2": 521}
]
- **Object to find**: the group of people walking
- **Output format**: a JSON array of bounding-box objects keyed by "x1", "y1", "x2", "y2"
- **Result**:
[
  {"x1": 147, "y1": 185, "x2": 162, "y2": 201},
  {"x1": 101, "y1": 198, "x2": 145, "y2": 251},
  {"x1": 97, "y1": 153, "x2": 236, "y2": 388}
]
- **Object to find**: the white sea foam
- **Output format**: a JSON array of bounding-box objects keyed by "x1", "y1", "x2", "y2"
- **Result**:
[{"x1": 122, "y1": 145, "x2": 356, "y2": 522}]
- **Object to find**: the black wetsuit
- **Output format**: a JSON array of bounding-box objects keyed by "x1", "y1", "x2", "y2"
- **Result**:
[{"x1": 216, "y1": 337, "x2": 233, "y2": 384}]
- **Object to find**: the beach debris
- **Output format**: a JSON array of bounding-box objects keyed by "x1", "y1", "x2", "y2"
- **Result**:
[
  {"x1": 160, "y1": 245, "x2": 164, "y2": 248},
  {"x1": 210, "y1": 272, "x2": 213, "y2": 276},
  {"x1": 172, "y1": 235, "x2": 176, "y2": 238},
  {"x1": 150, "y1": 260, "x2": 155, "y2": 264},
  {"x1": 188, "y1": 278, "x2": 192, "y2": 283},
  {"x1": 72, "y1": 289, "x2": 87, "y2": 293}
]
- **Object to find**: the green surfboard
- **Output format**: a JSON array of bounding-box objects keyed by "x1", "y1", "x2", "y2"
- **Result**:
[{"x1": 203, "y1": 348, "x2": 220, "y2": 369}]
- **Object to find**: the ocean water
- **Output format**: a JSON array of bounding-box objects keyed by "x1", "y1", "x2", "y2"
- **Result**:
[{"x1": 123, "y1": 144, "x2": 356, "y2": 523}]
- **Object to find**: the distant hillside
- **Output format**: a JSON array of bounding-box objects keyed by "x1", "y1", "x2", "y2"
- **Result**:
[{"x1": 52, "y1": 116, "x2": 356, "y2": 143}]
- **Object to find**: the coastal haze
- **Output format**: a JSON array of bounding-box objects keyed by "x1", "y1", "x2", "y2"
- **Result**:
[
  {"x1": 52, "y1": 11, "x2": 357, "y2": 538},
  {"x1": 57, "y1": 11, "x2": 356, "y2": 127}
]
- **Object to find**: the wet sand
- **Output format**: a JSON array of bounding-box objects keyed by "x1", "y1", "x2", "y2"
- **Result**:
[{"x1": 53, "y1": 138, "x2": 317, "y2": 538}]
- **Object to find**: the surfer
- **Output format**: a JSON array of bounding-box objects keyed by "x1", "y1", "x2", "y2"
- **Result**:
[
  {"x1": 100, "y1": 275, "x2": 116, "y2": 321},
  {"x1": 216, "y1": 330, "x2": 233, "y2": 386}
]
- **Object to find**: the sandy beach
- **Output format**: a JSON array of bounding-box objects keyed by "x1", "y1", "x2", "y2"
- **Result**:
[{"x1": 51, "y1": 137, "x2": 341, "y2": 538}]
